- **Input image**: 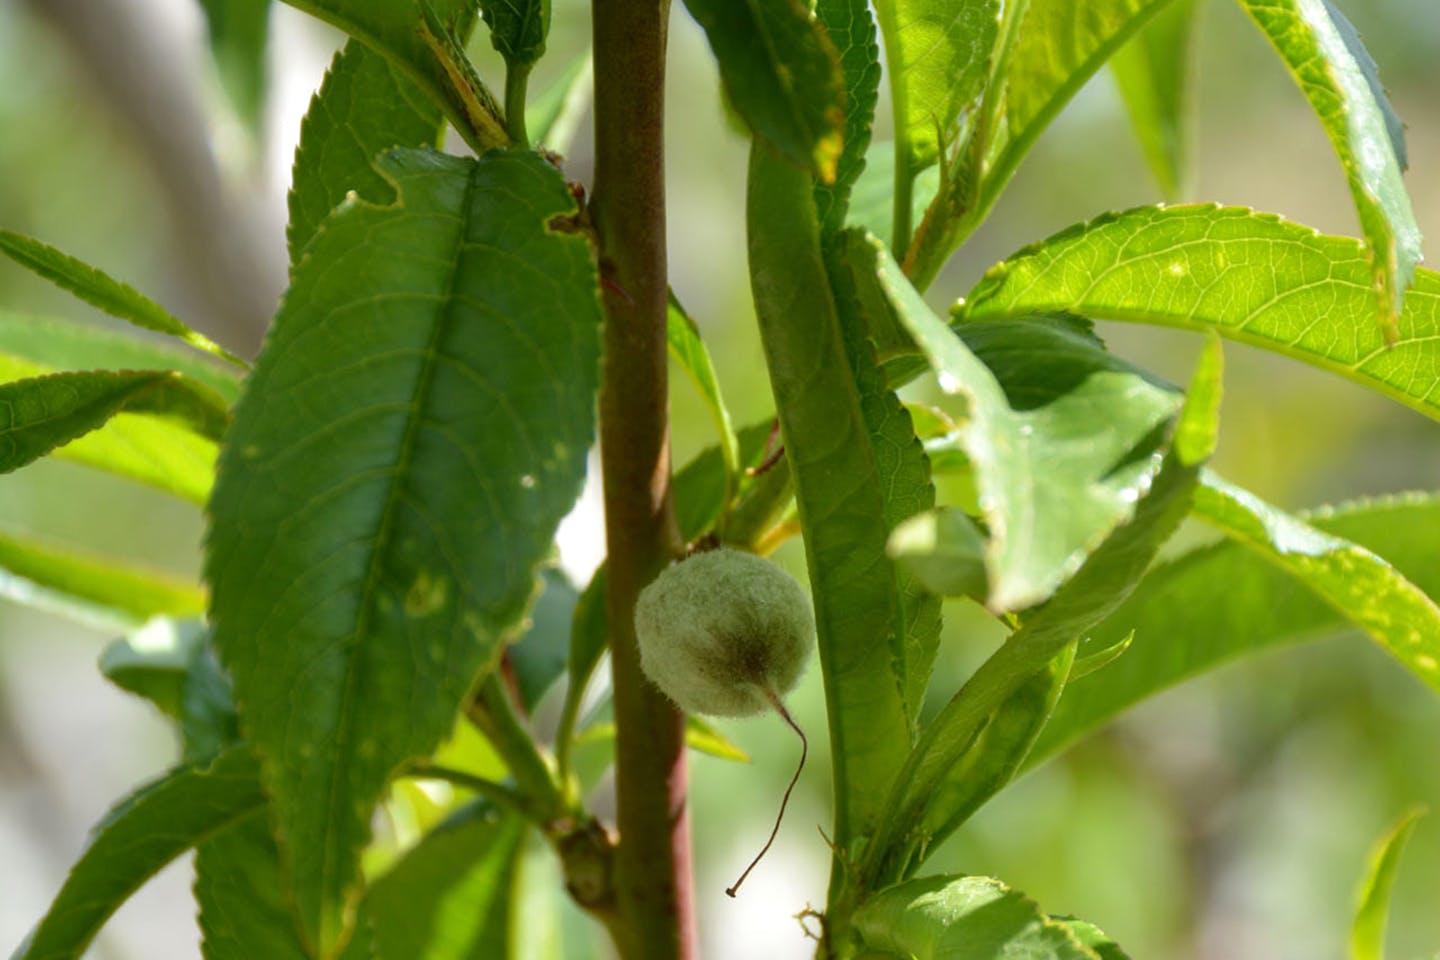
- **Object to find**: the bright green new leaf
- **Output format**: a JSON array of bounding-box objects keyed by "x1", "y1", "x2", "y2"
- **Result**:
[
  {"x1": 527, "y1": 51, "x2": 592, "y2": 152},
  {"x1": 1238, "y1": 0, "x2": 1421, "y2": 342},
  {"x1": 1057, "y1": 918, "x2": 1133, "y2": 960},
  {"x1": 668, "y1": 294, "x2": 740, "y2": 498},
  {"x1": 682, "y1": 0, "x2": 846, "y2": 182},
  {"x1": 1110, "y1": 0, "x2": 1198, "y2": 198},
  {"x1": 13, "y1": 746, "x2": 266, "y2": 960},
  {"x1": 814, "y1": 0, "x2": 881, "y2": 235},
  {"x1": 960, "y1": 204, "x2": 1440, "y2": 423},
  {"x1": 196, "y1": 0, "x2": 272, "y2": 132},
  {"x1": 887, "y1": 506, "x2": 987, "y2": 600},
  {"x1": 1350, "y1": 806, "x2": 1426, "y2": 960},
  {"x1": 0, "y1": 231, "x2": 246, "y2": 367},
  {"x1": 288, "y1": 40, "x2": 446, "y2": 264},
  {"x1": 1032, "y1": 492, "x2": 1440, "y2": 765},
  {"x1": 509, "y1": 567, "x2": 579, "y2": 710},
  {"x1": 853, "y1": 874, "x2": 1105, "y2": 959},
  {"x1": 480, "y1": 0, "x2": 549, "y2": 70},
  {"x1": 0, "y1": 531, "x2": 205, "y2": 629},
  {"x1": 206, "y1": 148, "x2": 602, "y2": 958}
]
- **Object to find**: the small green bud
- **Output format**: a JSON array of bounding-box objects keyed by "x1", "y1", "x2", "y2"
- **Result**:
[{"x1": 634, "y1": 547, "x2": 814, "y2": 717}]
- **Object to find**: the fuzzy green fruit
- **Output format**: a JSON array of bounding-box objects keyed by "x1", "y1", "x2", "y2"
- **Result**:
[{"x1": 634, "y1": 547, "x2": 815, "y2": 717}]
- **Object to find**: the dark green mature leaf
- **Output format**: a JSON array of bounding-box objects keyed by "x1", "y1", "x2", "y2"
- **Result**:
[
  {"x1": 960, "y1": 205, "x2": 1440, "y2": 422},
  {"x1": 526, "y1": 50, "x2": 592, "y2": 152},
  {"x1": 1350, "y1": 806, "x2": 1426, "y2": 960},
  {"x1": 0, "y1": 532, "x2": 205, "y2": 629},
  {"x1": 288, "y1": 41, "x2": 445, "y2": 264},
  {"x1": 0, "y1": 232, "x2": 245, "y2": 367},
  {"x1": 207, "y1": 148, "x2": 601, "y2": 958},
  {"x1": 480, "y1": 0, "x2": 549, "y2": 70},
  {"x1": 1195, "y1": 474, "x2": 1440, "y2": 691},
  {"x1": 198, "y1": 819, "x2": 326, "y2": 960},
  {"x1": 1110, "y1": 0, "x2": 1198, "y2": 198},
  {"x1": 279, "y1": 0, "x2": 505, "y2": 150},
  {"x1": 860, "y1": 234, "x2": 1184, "y2": 612},
  {"x1": 814, "y1": 0, "x2": 881, "y2": 235},
  {"x1": 853, "y1": 875, "x2": 1104, "y2": 959},
  {"x1": 683, "y1": 0, "x2": 845, "y2": 182},
  {"x1": 1032, "y1": 493, "x2": 1440, "y2": 765},
  {"x1": 1238, "y1": 0, "x2": 1421, "y2": 342},
  {"x1": 196, "y1": 0, "x2": 272, "y2": 131},
  {"x1": 13, "y1": 746, "x2": 266, "y2": 960},
  {"x1": 668, "y1": 294, "x2": 740, "y2": 495},
  {"x1": 509, "y1": 567, "x2": 579, "y2": 710}
]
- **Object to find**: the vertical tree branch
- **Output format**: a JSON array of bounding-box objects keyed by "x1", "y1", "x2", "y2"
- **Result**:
[{"x1": 590, "y1": 1, "x2": 696, "y2": 958}]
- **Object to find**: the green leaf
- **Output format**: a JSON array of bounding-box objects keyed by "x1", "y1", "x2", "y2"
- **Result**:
[
  {"x1": 1055, "y1": 918, "x2": 1133, "y2": 960},
  {"x1": 367, "y1": 802, "x2": 525, "y2": 960},
  {"x1": 196, "y1": 0, "x2": 272, "y2": 131},
  {"x1": 959, "y1": 204, "x2": 1440, "y2": 423},
  {"x1": 682, "y1": 0, "x2": 846, "y2": 181},
  {"x1": 1193, "y1": 474, "x2": 1440, "y2": 692},
  {"x1": 846, "y1": 141, "x2": 941, "y2": 256},
  {"x1": 509, "y1": 567, "x2": 579, "y2": 710},
  {"x1": 278, "y1": 0, "x2": 505, "y2": 151},
  {"x1": 0, "y1": 531, "x2": 205, "y2": 629},
  {"x1": 1109, "y1": 0, "x2": 1198, "y2": 198},
  {"x1": 1031, "y1": 492, "x2": 1440, "y2": 765},
  {"x1": 207, "y1": 147, "x2": 601, "y2": 959},
  {"x1": 747, "y1": 145, "x2": 912, "y2": 842},
  {"x1": 480, "y1": 0, "x2": 549, "y2": 71},
  {"x1": 288, "y1": 40, "x2": 446, "y2": 264},
  {"x1": 0, "y1": 231, "x2": 246, "y2": 367},
  {"x1": 887, "y1": 506, "x2": 987, "y2": 600},
  {"x1": 1350, "y1": 806, "x2": 1426, "y2": 960},
  {"x1": 571, "y1": 715, "x2": 751, "y2": 776},
  {"x1": 13, "y1": 746, "x2": 266, "y2": 960},
  {"x1": 860, "y1": 234, "x2": 1185, "y2": 612},
  {"x1": 853, "y1": 875, "x2": 1103, "y2": 959},
  {"x1": 1237, "y1": 0, "x2": 1421, "y2": 342},
  {"x1": 668, "y1": 293, "x2": 740, "y2": 499},
  {"x1": 526, "y1": 50, "x2": 592, "y2": 152},
  {"x1": 814, "y1": 0, "x2": 881, "y2": 235}
]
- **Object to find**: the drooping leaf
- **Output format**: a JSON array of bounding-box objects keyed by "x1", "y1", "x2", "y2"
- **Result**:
[
  {"x1": 668, "y1": 293, "x2": 740, "y2": 496},
  {"x1": 682, "y1": 0, "x2": 845, "y2": 181},
  {"x1": 479, "y1": 0, "x2": 549, "y2": 71},
  {"x1": 1032, "y1": 492, "x2": 1440, "y2": 765},
  {"x1": 853, "y1": 874, "x2": 1105, "y2": 960},
  {"x1": 196, "y1": 0, "x2": 273, "y2": 132},
  {"x1": 814, "y1": 0, "x2": 881, "y2": 235},
  {"x1": 0, "y1": 531, "x2": 205, "y2": 629},
  {"x1": 858, "y1": 234, "x2": 1185, "y2": 612},
  {"x1": 1109, "y1": 0, "x2": 1198, "y2": 198},
  {"x1": 508, "y1": 566, "x2": 579, "y2": 710},
  {"x1": 527, "y1": 50, "x2": 593, "y2": 153},
  {"x1": 960, "y1": 204, "x2": 1440, "y2": 423},
  {"x1": 13, "y1": 746, "x2": 266, "y2": 960},
  {"x1": 0, "y1": 231, "x2": 246, "y2": 367},
  {"x1": 206, "y1": 148, "x2": 602, "y2": 958},
  {"x1": 288, "y1": 40, "x2": 446, "y2": 264},
  {"x1": 1350, "y1": 806, "x2": 1426, "y2": 960},
  {"x1": 1237, "y1": 0, "x2": 1421, "y2": 342}
]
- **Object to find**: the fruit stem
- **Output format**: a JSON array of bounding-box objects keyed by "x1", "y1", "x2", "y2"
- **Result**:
[{"x1": 726, "y1": 687, "x2": 808, "y2": 897}]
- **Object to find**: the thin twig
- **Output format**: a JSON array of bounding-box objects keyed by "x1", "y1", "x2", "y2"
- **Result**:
[{"x1": 726, "y1": 687, "x2": 807, "y2": 897}]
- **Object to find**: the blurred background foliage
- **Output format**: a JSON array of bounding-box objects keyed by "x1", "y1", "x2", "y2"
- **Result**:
[{"x1": 0, "y1": 0, "x2": 1437, "y2": 957}]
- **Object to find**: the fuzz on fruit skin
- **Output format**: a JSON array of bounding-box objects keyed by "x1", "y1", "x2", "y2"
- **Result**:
[{"x1": 634, "y1": 548, "x2": 814, "y2": 717}]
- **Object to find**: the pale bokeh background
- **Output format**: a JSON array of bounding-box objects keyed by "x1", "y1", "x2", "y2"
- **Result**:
[{"x1": 2, "y1": 0, "x2": 1439, "y2": 957}]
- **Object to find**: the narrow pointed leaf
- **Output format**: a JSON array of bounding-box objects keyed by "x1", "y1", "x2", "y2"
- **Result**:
[
  {"x1": 960, "y1": 204, "x2": 1440, "y2": 423},
  {"x1": 0, "y1": 231, "x2": 246, "y2": 367},
  {"x1": 288, "y1": 40, "x2": 446, "y2": 264},
  {"x1": 527, "y1": 50, "x2": 592, "y2": 152},
  {"x1": 13, "y1": 746, "x2": 266, "y2": 960},
  {"x1": 1238, "y1": 0, "x2": 1421, "y2": 341},
  {"x1": 207, "y1": 147, "x2": 601, "y2": 958},
  {"x1": 668, "y1": 294, "x2": 740, "y2": 493},
  {"x1": 814, "y1": 0, "x2": 881, "y2": 234},
  {"x1": 1350, "y1": 807, "x2": 1426, "y2": 960},
  {"x1": 1110, "y1": 0, "x2": 1198, "y2": 198},
  {"x1": 196, "y1": 0, "x2": 272, "y2": 131},
  {"x1": 683, "y1": 0, "x2": 845, "y2": 181},
  {"x1": 1032, "y1": 492, "x2": 1440, "y2": 765}
]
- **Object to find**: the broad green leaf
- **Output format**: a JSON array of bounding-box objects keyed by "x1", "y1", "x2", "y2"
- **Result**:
[
  {"x1": 288, "y1": 40, "x2": 446, "y2": 264},
  {"x1": 479, "y1": 0, "x2": 548, "y2": 71},
  {"x1": 1350, "y1": 806, "x2": 1426, "y2": 960},
  {"x1": 1110, "y1": 0, "x2": 1198, "y2": 198},
  {"x1": 813, "y1": 0, "x2": 882, "y2": 235},
  {"x1": 888, "y1": 507, "x2": 987, "y2": 600},
  {"x1": 13, "y1": 746, "x2": 266, "y2": 960},
  {"x1": 1238, "y1": 0, "x2": 1421, "y2": 342},
  {"x1": 1032, "y1": 492, "x2": 1440, "y2": 765},
  {"x1": 682, "y1": 0, "x2": 845, "y2": 181},
  {"x1": 1056, "y1": 919, "x2": 1133, "y2": 960},
  {"x1": 1194, "y1": 474, "x2": 1440, "y2": 692},
  {"x1": 526, "y1": 51, "x2": 592, "y2": 152},
  {"x1": 858, "y1": 234, "x2": 1184, "y2": 612},
  {"x1": 509, "y1": 567, "x2": 579, "y2": 710},
  {"x1": 196, "y1": 0, "x2": 272, "y2": 131},
  {"x1": 0, "y1": 312, "x2": 242, "y2": 404},
  {"x1": 748, "y1": 145, "x2": 912, "y2": 841},
  {"x1": 872, "y1": 0, "x2": 998, "y2": 169},
  {"x1": 0, "y1": 531, "x2": 205, "y2": 629},
  {"x1": 853, "y1": 875, "x2": 1102, "y2": 960},
  {"x1": 34, "y1": 412, "x2": 214, "y2": 505},
  {"x1": 0, "y1": 231, "x2": 246, "y2": 367},
  {"x1": 959, "y1": 204, "x2": 1440, "y2": 423},
  {"x1": 278, "y1": 0, "x2": 505, "y2": 150},
  {"x1": 207, "y1": 148, "x2": 601, "y2": 958},
  {"x1": 367, "y1": 803, "x2": 525, "y2": 960},
  {"x1": 668, "y1": 293, "x2": 740, "y2": 496}
]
